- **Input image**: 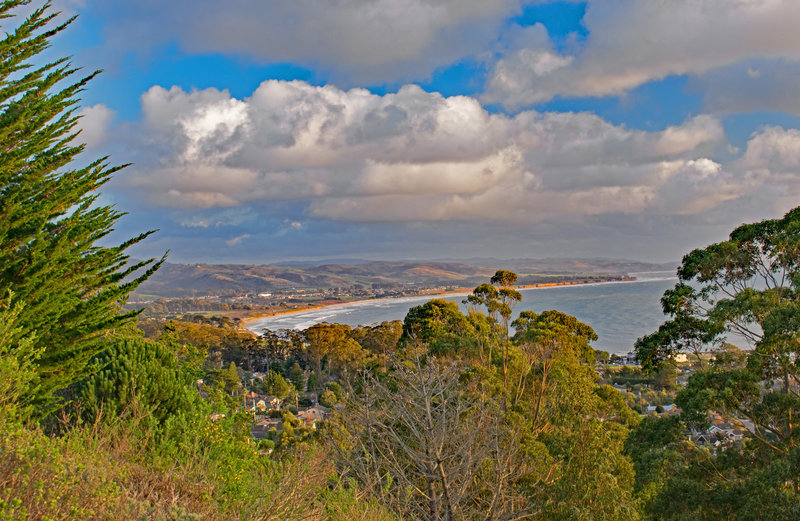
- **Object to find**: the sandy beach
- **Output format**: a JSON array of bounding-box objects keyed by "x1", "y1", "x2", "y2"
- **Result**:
[{"x1": 241, "y1": 276, "x2": 636, "y2": 331}]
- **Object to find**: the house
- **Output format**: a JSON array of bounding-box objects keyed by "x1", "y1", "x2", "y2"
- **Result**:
[
  {"x1": 708, "y1": 419, "x2": 745, "y2": 442},
  {"x1": 690, "y1": 413, "x2": 747, "y2": 449},
  {"x1": 623, "y1": 352, "x2": 638, "y2": 365},
  {"x1": 296, "y1": 405, "x2": 330, "y2": 428},
  {"x1": 694, "y1": 432, "x2": 722, "y2": 447},
  {"x1": 252, "y1": 417, "x2": 282, "y2": 439},
  {"x1": 244, "y1": 393, "x2": 281, "y2": 410},
  {"x1": 644, "y1": 404, "x2": 680, "y2": 415}
]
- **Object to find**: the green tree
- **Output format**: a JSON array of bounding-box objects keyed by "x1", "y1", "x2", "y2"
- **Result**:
[
  {"x1": 465, "y1": 270, "x2": 521, "y2": 385},
  {"x1": 75, "y1": 336, "x2": 197, "y2": 425},
  {"x1": 263, "y1": 370, "x2": 291, "y2": 400},
  {"x1": 318, "y1": 389, "x2": 336, "y2": 408},
  {"x1": 306, "y1": 370, "x2": 322, "y2": 393},
  {"x1": 513, "y1": 312, "x2": 639, "y2": 520},
  {"x1": 401, "y1": 298, "x2": 478, "y2": 357},
  {"x1": 304, "y1": 322, "x2": 364, "y2": 376},
  {"x1": 653, "y1": 362, "x2": 677, "y2": 391},
  {"x1": 327, "y1": 381, "x2": 345, "y2": 400},
  {"x1": 0, "y1": 293, "x2": 40, "y2": 420},
  {"x1": 0, "y1": 1, "x2": 162, "y2": 415},
  {"x1": 351, "y1": 320, "x2": 403, "y2": 359},
  {"x1": 512, "y1": 309, "x2": 598, "y2": 415},
  {"x1": 595, "y1": 349, "x2": 610, "y2": 370},
  {"x1": 633, "y1": 205, "x2": 800, "y2": 519},
  {"x1": 288, "y1": 361, "x2": 305, "y2": 392},
  {"x1": 222, "y1": 361, "x2": 241, "y2": 394}
]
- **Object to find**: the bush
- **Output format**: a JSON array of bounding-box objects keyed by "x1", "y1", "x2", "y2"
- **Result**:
[
  {"x1": 75, "y1": 336, "x2": 199, "y2": 426},
  {"x1": 326, "y1": 381, "x2": 345, "y2": 400},
  {"x1": 319, "y1": 390, "x2": 337, "y2": 408},
  {"x1": 0, "y1": 415, "x2": 393, "y2": 521}
]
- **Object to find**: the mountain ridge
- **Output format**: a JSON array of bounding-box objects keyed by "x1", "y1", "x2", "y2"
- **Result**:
[{"x1": 133, "y1": 258, "x2": 677, "y2": 299}]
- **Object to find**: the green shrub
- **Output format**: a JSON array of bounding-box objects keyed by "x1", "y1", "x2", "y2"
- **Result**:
[
  {"x1": 75, "y1": 336, "x2": 199, "y2": 426},
  {"x1": 319, "y1": 390, "x2": 337, "y2": 408}
]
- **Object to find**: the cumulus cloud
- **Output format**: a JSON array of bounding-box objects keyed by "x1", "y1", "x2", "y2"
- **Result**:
[
  {"x1": 111, "y1": 79, "x2": 800, "y2": 227},
  {"x1": 483, "y1": 0, "x2": 800, "y2": 107}
]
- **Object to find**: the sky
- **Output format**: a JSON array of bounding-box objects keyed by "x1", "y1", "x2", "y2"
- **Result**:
[{"x1": 23, "y1": 0, "x2": 800, "y2": 264}]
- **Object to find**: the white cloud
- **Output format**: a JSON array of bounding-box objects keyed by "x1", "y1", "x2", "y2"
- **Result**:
[
  {"x1": 118, "y1": 80, "x2": 800, "y2": 228},
  {"x1": 739, "y1": 126, "x2": 800, "y2": 171},
  {"x1": 652, "y1": 116, "x2": 723, "y2": 156},
  {"x1": 70, "y1": 0, "x2": 800, "y2": 113},
  {"x1": 225, "y1": 234, "x2": 252, "y2": 247},
  {"x1": 483, "y1": 0, "x2": 800, "y2": 107},
  {"x1": 76, "y1": 104, "x2": 114, "y2": 149}
]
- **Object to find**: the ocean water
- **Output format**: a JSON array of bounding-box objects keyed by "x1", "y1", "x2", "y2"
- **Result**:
[{"x1": 246, "y1": 272, "x2": 679, "y2": 354}]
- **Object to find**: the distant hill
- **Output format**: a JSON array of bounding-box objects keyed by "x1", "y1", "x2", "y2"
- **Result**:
[{"x1": 133, "y1": 258, "x2": 677, "y2": 298}]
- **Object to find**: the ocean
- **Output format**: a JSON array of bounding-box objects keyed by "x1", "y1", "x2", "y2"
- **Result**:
[{"x1": 246, "y1": 272, "x2": 680, "y2": 354}]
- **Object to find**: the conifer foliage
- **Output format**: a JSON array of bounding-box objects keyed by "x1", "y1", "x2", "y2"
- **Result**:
[
  {"x1": 76, "y1": 337, "x2": 195, "y2": 425},
  {"x1": 0, "y1": 1, "x2": 162, "y2": 416}
]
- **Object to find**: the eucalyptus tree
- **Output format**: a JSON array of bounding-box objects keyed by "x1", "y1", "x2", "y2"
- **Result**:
[
  {"x1": 402, "y1": 298, "x2": 479, "y2": 358},
  {"x1": 512, "y1": 310, "x2": 598, "y2": 426},
  {"x1": 511, "y1": 310, "x2": 640, "y2": 520},
  {"x1": 303, "y1": 322, "x2": 366, "y2": 377},
  {"x1": 632, "y1": 206, "x2": 800, "y2": 518},
  {"x1": 465, "y1": 270, "x2": 522, "y2": 385}
]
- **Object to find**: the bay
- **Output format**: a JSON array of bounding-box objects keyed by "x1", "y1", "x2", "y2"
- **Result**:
[{"x1": 246, "y1": 272, "x2": 678, "y2": 354}]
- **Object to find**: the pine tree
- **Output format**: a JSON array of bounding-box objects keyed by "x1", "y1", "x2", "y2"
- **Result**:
[
  {"x1": 0, "y1": 1, "x2": 163, "y2": 416},
  {"x1": 222, "y1": 361, "x2": 241, "y2": 394},
  {"x1": 263, "y1": 370, "x2": 291, "y2": 400},
  {"x1": 288, "y1": 362, "x2": 305, "y2": 391},
  {"x1": 76, "y1": 336, "x2": 195, "y2": 425}
]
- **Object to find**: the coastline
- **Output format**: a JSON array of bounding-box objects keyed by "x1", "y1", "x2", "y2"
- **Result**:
[{"x1": 242, "y1": 276, "x2": 636, "y2": 331}]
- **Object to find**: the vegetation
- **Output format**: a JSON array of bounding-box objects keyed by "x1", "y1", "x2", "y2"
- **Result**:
[
  {"x1": 632, "y1": 205, "x2": 800, "y2": 519},
  {"x1": 0, "y1": 3, "x2": 391, "y2": 519},
  {"x1": 2, "y1": 2, "x2": 800, "y2": 520},
  {"x1": 0, "y1": 0, "x2": 163, "y2": 416}
]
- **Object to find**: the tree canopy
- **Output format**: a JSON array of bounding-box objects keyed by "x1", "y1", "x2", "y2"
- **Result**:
[
  {"x1": 0, "y1": 1, "x2": 162, "y2": 416},
  {"x1": 632, "y1": 205, "x2": 800, "y2": 519}
]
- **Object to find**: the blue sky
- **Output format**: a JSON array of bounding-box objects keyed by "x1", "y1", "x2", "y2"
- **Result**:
[{"x1": 27, "y1": 0, "x2": 800, "y2": 263}]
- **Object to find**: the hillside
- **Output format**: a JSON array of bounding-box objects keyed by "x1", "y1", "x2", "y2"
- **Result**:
[{"x1": 133, "y1": 258, "x2": 676, "y2": 298}]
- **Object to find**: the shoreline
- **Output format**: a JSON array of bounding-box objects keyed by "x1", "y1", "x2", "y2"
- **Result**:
[{"x1": 242, "y1": 276, "x2": 638, "y2": 331}]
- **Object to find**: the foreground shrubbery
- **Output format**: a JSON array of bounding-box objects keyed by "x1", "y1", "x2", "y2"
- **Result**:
[{"x1": 0, "y1": 403, "x2": 393, "y2": 520}]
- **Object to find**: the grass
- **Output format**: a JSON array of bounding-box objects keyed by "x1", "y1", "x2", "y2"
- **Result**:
[{"x1": 0, "y1": 409, "x2": 394, "y2": 521}]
